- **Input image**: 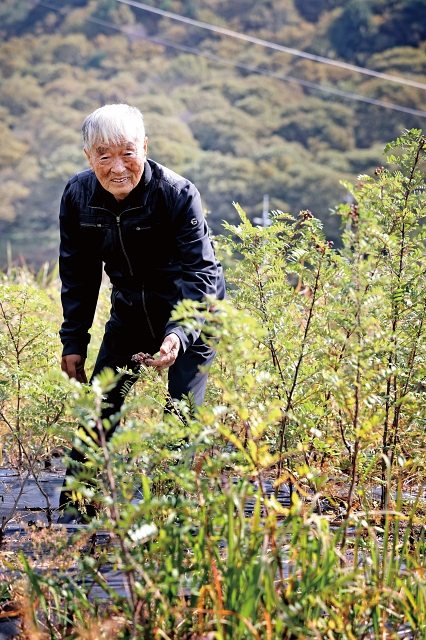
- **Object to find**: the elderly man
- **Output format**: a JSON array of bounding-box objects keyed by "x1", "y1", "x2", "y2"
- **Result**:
[{"x1": 58, "y1": 103, "x2": 225, "y2": 523}]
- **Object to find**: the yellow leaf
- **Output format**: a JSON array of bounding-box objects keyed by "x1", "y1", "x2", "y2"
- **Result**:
[{"x1": 267, "y1": 495, "x2": 289, "y2": 516}]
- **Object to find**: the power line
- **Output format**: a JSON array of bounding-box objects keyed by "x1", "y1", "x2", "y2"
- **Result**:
[
  {"x1": 146, "y1": 41, "x2": 426, "y2": 119},
  {"x1": 24, "y1": 0, "x2": 426, "y2": 118},
  {"x1": 117, "y1": 0, "x2": 426, "y2": 92}
]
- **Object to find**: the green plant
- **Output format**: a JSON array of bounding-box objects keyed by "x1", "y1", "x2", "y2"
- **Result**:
[
  {"x1": 4, "y1": 129, "x2": 426, "y2": 639},
  {"x1": 0, "y1": 279, "x2": 70, "y2": 532}
]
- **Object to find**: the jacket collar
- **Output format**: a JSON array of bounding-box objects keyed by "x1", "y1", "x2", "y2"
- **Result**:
[{"x1": 88, "y1": 160, "x2": 152, "y2": 212}]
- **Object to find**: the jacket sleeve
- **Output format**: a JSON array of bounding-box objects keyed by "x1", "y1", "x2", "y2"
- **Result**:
[
  {"x1": 163, "y1": 182, "x2": 224, "y2": 352},
  {"x1": 59, "y1": 180, "x2": 103, "y2": 358}
]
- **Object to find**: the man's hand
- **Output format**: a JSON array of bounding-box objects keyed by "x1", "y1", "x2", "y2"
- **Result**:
[
  {"x1": 61, "y1": 354, "x2": 87, "y2": 383},
  {"x1": 148, "y1": 333, "x2": 181, "y2": 371}
]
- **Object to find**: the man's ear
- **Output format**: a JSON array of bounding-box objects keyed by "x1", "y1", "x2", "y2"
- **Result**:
[
  {"x1": 84, "y1": 148, "x2": 93, "y2": 169},
  {"x1": 143, "y1": 137, "x2": 148, "y2": 156}
]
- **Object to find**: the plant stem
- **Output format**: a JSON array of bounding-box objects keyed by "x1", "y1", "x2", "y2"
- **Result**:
[
  {"x1": 381, "y1": 137, "x2": 425, "y2": 509},
  {"x1": 276, "y1": 256, "x2": 323, "y2": 483},
  {"x1": 253, "y1": 263, "x2": 285, "y2": 384}
]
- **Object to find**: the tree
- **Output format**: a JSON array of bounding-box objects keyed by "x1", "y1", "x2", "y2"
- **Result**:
[
  {"x1": 189, "y1": 107, "x2": 262, "y2": 156},
  {"x1": 276, "y1": 98, "x2": 356, "y2": 152},
  {"x1": 329, "y1": 0, "x2": 376, "y2": 60}
]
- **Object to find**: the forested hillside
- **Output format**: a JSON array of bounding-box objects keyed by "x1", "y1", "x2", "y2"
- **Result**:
[{"x1": 1, "y1": 0, "x2": 425, "y2": 265}]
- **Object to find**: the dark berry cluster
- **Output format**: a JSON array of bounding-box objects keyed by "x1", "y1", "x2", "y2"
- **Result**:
[
  {"x1": 349, "y1": 204, "x2": 359, "y2": 220},
  {"x1": 314, "y1": 240, "x2": 334, "y2": 253},
  {"x1": 301, "y1": 210, "x2": 313, "y2": 221},
  {"x1": 131, "y1": 352, "x2": 153, "y2": 367},
  {"x1": 374, "y1": 166, "x2": 385, "y2": 175}
]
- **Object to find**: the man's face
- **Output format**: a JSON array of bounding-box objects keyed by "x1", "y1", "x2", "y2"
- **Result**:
[{"x1": 85, "y1": 138, "x2": 148, "y2": 201}]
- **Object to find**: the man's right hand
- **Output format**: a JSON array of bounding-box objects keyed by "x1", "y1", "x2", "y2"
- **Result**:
[{"x1": 61, "y1": 354, "x2": 88, "y2": 383}]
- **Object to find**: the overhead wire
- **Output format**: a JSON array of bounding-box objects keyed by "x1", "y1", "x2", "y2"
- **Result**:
[
  {"x1": 25, "y1": 0, "x2": 426, "y2": 118},
  {"x1": 117, "y1": 0, "x2": 426, "y2": 92}
]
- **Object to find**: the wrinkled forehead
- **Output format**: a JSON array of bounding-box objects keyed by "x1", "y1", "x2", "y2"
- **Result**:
[{"x1": 91, "y1": 138, "x2": 145, "y2": 155}]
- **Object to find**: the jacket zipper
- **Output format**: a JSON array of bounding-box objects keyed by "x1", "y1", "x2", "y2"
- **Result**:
[
  {"x1": 88, "y1": 205, "x2": 157, "y2": 338},
  {"x1": 142, "y1": 283, "x2": 156, "y2": 339},
  {"x1": 115, "y1": 215, "x2": 134, "y2": 277},
  {"x1": 89, "y1": 206, "x2": 137, "y2": 276}
]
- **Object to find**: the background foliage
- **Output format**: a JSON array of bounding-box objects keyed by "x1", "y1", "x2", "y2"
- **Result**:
[{"x1": 0, "y1": 0, "x2": 426, "y2": 264}]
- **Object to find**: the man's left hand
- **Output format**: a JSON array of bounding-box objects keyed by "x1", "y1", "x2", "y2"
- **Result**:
[{"x1": 148, "y1": 333, "x2": 181, "y2": 371}]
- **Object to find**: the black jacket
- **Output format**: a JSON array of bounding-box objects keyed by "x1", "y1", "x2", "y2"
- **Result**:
[{"x1": 59, "y1": 159, "x2": 225, "y2": 357}]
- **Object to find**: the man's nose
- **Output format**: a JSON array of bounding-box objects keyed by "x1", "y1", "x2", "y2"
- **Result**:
[{"x1": 110, "y1": 157, "x2": 126, "y2": 173}]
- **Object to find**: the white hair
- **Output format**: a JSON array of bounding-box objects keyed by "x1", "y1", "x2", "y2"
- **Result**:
[{"x1": 82, "y1": 103, "x2": 146, "y2": 152}]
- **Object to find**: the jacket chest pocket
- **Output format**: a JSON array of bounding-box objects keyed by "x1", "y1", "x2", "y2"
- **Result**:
[
  {"x1": 80, "y1": 222, "x2": 110, "y2": 229},
  {"x1": 124, "y1": 220, "x2": 166, "y2": 265},
  {"x1": 125, "y1": 220, "x2": 170, "y2": 269},
  {"x1": 79, "y1": 218, "x2": 111, "y2": 251}
]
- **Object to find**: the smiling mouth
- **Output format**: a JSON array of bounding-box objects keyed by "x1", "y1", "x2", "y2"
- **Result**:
[{"x1": 111, "y1": 177, "x2": 129, "y2": 184}]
